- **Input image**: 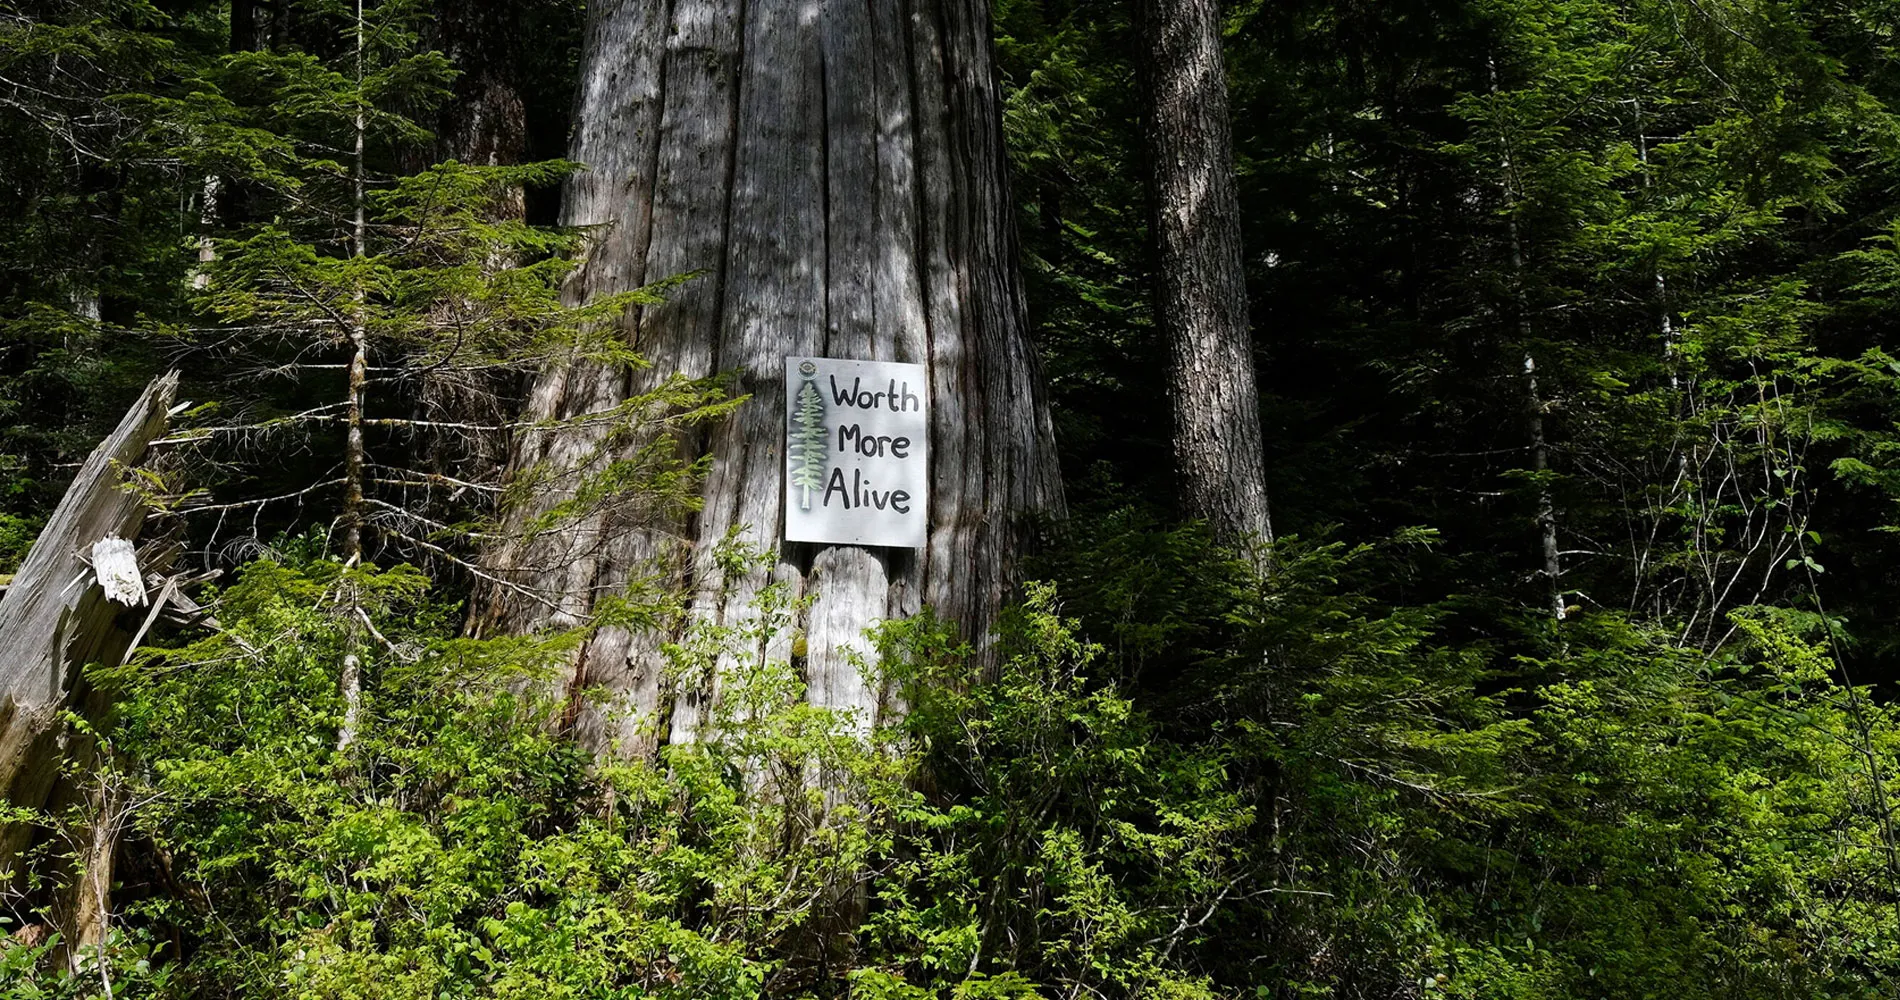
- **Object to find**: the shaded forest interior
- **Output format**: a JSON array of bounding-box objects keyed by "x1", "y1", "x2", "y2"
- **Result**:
[{"x1": 8, "y1": 0, "x2": 1900, "y2": 996}]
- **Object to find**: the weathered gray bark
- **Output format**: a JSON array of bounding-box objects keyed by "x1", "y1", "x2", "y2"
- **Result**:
[
  {"x1": 1136, "y1": 0, "x2": 1273, "y2": 548},
  {"x1": 0, "y1": 372, "x2": 179, "y2": 962},
  {"x1": 476, "y1": 0, "x2": 1062, "y2": 754},
  {"x1": 0, "y1": 373, "x2": 178, "y2": 711}
]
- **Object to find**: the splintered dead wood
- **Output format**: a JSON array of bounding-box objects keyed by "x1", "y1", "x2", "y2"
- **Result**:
[
  {"x1": 0, "y1": 373, "x2": 180, "y2": 916},
  {"x1": 0, "y1": 372, "x2": 180, "y2": 708}
]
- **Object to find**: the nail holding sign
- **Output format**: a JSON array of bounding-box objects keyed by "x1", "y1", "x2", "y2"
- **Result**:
[{"x1": 784, "y1": 356, "x2": 929, "y2": 548}]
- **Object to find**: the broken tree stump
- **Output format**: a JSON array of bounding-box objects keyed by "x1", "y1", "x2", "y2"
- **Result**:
[{"x1": 0, "y1": 372, "x2": 180, "y2": 963}]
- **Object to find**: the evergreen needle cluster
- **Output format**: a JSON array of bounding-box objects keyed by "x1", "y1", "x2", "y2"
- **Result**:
[{"x1": 7, "y1": 0, "x2": 1900, "y2": 996}]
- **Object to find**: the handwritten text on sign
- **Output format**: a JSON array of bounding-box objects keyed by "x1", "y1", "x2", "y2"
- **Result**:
[{"x1": 784, "y1": 357, "x2": 928, "y2": 548}]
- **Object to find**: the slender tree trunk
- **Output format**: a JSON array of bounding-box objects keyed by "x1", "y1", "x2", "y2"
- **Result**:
[
  {"x1": 338, "y1": 0, "x2": 369, "y2": 749},
  {"x1": 1135, "y1": 0, "x2": 1273, "y2": 549},
  {"x1": 1631, "y1": 102, "x2": 1677, "y2": 389},
  {"x1": 1628, "y1": 99, "x2": 1690, "y2": 619},
  {"x1": 475, "y1": 0, "x2": 1062, "y2": 754},
  {"x1": 1489, "y1": 55, "x2": 1563, "y2": 621},
  {"x1": 1507, "y1": 188, "x2": 1563, "y2": 622},
  {"x1": 343, "y1": 0, "x2": 369, "y2": 568},
  {"x1": 1522, "y1": 352, "x2": 1564, "y2": 620}
]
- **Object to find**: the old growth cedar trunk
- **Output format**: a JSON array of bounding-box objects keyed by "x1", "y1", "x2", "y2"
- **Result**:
[
  {"x1": 1136, "y1": 0, "x2": 1273, "y2": 547},
  {"x1": 476, "y1": 0, "x2": 1063, "y2": 753}
]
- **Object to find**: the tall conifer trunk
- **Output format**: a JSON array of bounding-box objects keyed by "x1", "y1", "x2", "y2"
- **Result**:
[
  {"x1": 477, "y1": 0, "x2": 1063, "y2": 753},
  {"x1": 426, "y1": 0, "x2": 528, "y2": 173},
  {"x1": 1135, "y1": 0, "x2": 1273, "y2": 549},
  {"x1": 405, "y1": 0, "x2": 533, "y2": 524},
  {"x1": 1489, "y1": 55, "x2": 1564, "y2": 621}
]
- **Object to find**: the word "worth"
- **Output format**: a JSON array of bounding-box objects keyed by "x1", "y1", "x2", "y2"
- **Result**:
[{"x1": 830, "y1": 376, "x2": 922, "y2": 412}]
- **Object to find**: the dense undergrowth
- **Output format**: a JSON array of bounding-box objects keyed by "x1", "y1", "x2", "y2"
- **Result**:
[
  {"x1": 11, "y1": 0, "x2": 1900, "y2": 995},
  {"x1": 4, "y1": 519, "x2": 1895, "y2": 999}
]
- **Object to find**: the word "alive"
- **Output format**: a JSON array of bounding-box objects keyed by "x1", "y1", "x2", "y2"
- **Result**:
[{"x1": 823, "y1": 468, "x2": 912, "y2": 513}]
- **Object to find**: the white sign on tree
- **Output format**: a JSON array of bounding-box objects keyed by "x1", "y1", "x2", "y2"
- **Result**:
[{"x1": 784, "y1": 356, "x2": 929, "y2": 548}]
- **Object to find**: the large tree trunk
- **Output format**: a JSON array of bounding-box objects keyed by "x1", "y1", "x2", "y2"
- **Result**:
[
  {"x1": 425, "y1": 0, "x2": 529, "y2": 172},
  {"x1": 475, "y1": 0, "x2": 1062, "y2": 754},
  {"x1": 1136, "y1": 0, "x2": 1273, "y2": 548}
]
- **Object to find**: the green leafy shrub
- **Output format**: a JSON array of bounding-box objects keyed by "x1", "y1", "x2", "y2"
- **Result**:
[{"x1": 4, "y1": 527, "x2": 1893, "y2": 999}]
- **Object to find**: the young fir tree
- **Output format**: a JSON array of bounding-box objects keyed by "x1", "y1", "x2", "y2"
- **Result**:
[{"x1": 160, "y1": 0, "x2": 735, "y2": 740}]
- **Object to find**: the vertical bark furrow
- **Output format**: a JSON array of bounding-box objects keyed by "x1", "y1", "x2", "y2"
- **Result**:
[
  {"x1": 869, "y1": 0, "x2": 927, "y2": 665},
  {"x1": 933, "y1": 0, "x2": 1061, "y2": 650},
  {"x1": 574, "y1": 0, "x2": 748, "y2": 753},
  {"x1": 633, "y1": 0, "x2": 681, "y2": 302},
  {"x1": 912, "y1": 0, "x2": 980, "y2": 645},
  {"x1": 675, "y1": 0, "x2": 828, "y2": 739},
  {"x1": 479, "y1": 0, "x2": 675, "y2": 648},
  {"x1": 1136, "y1": 0, "x2": 1273, "y2": 548},
  {"x1": 821, "y1": 0, "x2": 875, "y2": 361},
  {"x1": 484, "y1": 0, "x2": 1063, "y2": 754}
]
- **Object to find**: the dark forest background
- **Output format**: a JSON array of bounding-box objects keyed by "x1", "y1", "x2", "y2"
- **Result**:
[{"x1": 8, "y1": 0, "x2": 1900, "y2": 996}]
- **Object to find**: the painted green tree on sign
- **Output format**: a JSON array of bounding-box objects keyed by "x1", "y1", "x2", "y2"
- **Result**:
[{"x1": 790, "y1": 366, "x2": 828, "y2": 510}]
